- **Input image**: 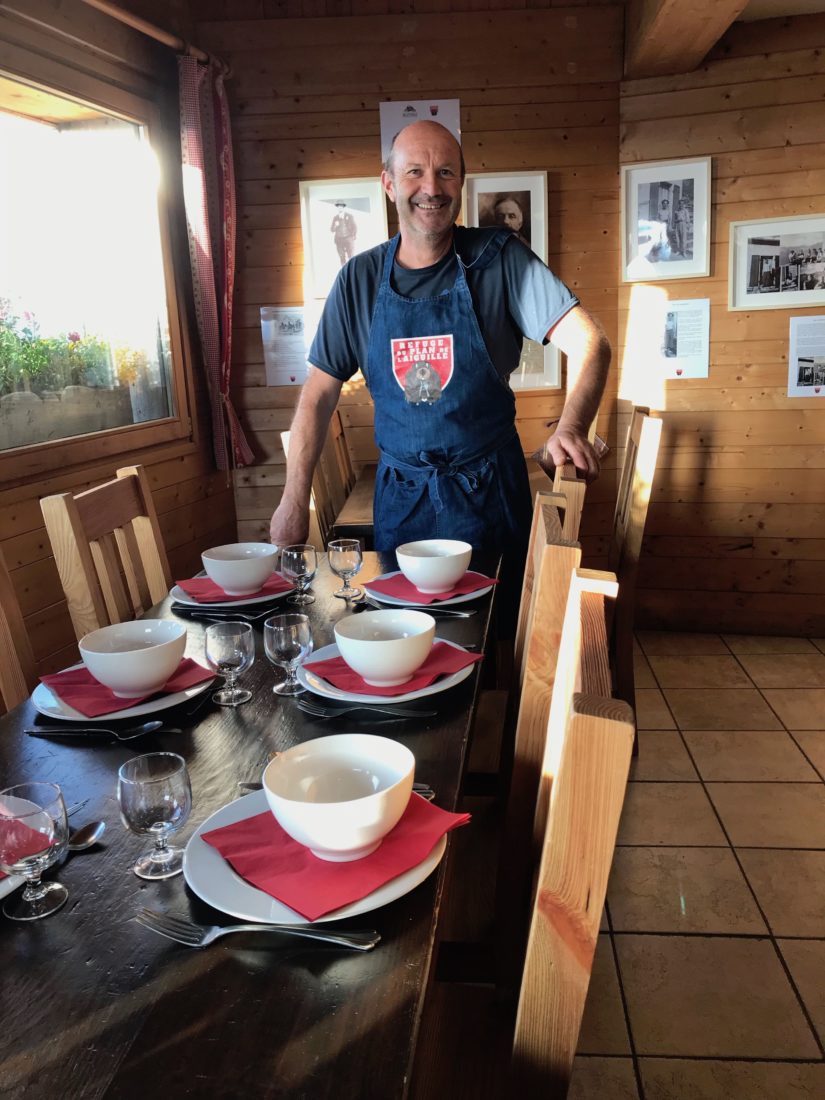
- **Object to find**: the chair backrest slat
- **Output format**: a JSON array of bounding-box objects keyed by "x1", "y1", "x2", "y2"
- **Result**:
[
  {"x1": 41, "y1": 464, "x2": 171, "y2": 640},
  {"x1": 0, "y1": 548, "x2": 37, "y2": 710},
  {"x1": 513, "y1": 492, "x2": 567, "y2": 685},
  {"x1": 496, "y1": 493, "x2": 581, "y2": 991},
  {"x1": 551, "y1": 462, "x2": 586, "y2": 542},
  {"x1": 511, "y1": 570, "x2": 635, "y2": 1096},
  {"x1": 608, "y1": 406, "x2": 662, "y2": 711}
]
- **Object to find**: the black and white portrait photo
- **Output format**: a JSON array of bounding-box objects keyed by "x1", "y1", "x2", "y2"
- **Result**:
[
  {"x1": 635, "y1": 178, "x2": 694, "y2": 263},
  {"x1": 464, "y1": 171, "x2": 548, "y2": 263},
  {"x1": 477, "y1": 190, "x2": 532, "y2": 249},
  {"x1": 622, "y1": 158, "x2": 710, "y2": 281}
]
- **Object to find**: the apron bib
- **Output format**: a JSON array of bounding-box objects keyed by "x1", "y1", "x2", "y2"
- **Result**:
[{"x1": 365, "y1": 232, "x2": 531, "y2": 558}]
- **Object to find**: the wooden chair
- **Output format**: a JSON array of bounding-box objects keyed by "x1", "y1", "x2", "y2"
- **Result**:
[
  {"x1": 511, "y1": 570, "x2": 635, "y2": 1093},
  {"x1": 412, "y1": 568, "x2": 635, "y2": 1098},
  {"x1": 0, "y1": 547, "x2": 37, "y2": 709},
  {"x1": 551, "y1": 462, "x2": 587, "y2": 541},
  {"x1": 608, "y1": 406, "x2": 662, "y2": 714},
  {"x1": 281, "y1": 409, "x2": 359, "y2": 548},
  {"x1": 40, "y1": 464, "x2": 172, "y2": 640},
  {"x1": 466, "y1": 489, "x2": 573, "y2": 780}
]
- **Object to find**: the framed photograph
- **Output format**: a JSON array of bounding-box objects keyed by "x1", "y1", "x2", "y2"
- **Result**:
[
  {"x1": 510, "y1": 339, "x2": 561, "y2": 392},
  {"x1": 621, "y1": 157, "x2": 711, "y2": 281},
  {"x1": 729, "y1": 214, "x2": 825, "y2": 311},
  {"x1": 463, "y1": 171, "x2": 554, "y2": 392},
  {"x1": 299, "y1": 178, "x2": 388, "y2": 299},
  {"x1": 463, "y1": 171, "x2": 548, "y2": 262}
]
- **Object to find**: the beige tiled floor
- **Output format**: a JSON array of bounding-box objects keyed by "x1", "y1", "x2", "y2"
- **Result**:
[{"x1": 573, "y1": 631, "x2": 825, "y2": 1099}]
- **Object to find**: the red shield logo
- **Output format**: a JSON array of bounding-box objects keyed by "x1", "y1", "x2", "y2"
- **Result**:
[{"x1": 391, "y1": 335, "x2": 454, "y2": 405}]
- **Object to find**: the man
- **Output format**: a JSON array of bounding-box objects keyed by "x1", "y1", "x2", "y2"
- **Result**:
[
  {"x1": 270, "y1": 121, "x2": 609, "y2": 573},
  {"x1": 493, "y1": 194, "x2": 530, "y2": 248},
  {"x1": 673, "y1": 198, "x2": 690, "y2": 257},
  {"x1": 330, "y1": 200, "x2": 357, "y2": 265}
]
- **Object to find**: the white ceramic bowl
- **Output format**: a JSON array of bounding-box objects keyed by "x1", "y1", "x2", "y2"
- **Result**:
[
  {"x1": 79, "y1": 619, "x2": 187, "y2": 698},
  {"x1": 395, "y1": 539, "x2": 472, "y2": 594},
  {"x1": 201, "y1": 542, "x2": 278, "y2": 595},
  {"x1": 334, "y1": 609, "x2": 435, "y2": 687},
  {"x1": 263, "y1": 733, "x2": 415, "y2": 861}
]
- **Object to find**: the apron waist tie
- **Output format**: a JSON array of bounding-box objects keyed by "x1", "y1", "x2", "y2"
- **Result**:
[{"x1": 379, "y1": 449, "x2": 497, "y2": 514}]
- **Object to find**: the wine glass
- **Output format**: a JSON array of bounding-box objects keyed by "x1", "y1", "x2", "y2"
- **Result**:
[
  {"x1": 204, "y1": 621, "x2": 255, "y2": 706},
  {"x1": 327, "y1": 538, "x2": 363, "y2": 601},
  {"x1": 263, "y1": 613, "x2": 313, "y2": 695},
  {"x1": 281, "y1": 544, "x2": 318, "y2": 606},
  {"x1": 117, "y1": 752, "x2": 192, "y2": 880},
  {"x1": 0, "y1": 782, "x2": 69, "y2": 921}
]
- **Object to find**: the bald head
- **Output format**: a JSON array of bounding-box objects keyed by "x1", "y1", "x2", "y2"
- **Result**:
[{"x1": 384, "y1": 121, "x2": 465, "y2": 181}]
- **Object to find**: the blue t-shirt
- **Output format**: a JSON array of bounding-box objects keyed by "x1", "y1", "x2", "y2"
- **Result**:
[{"x1": 308, "y1": 226, "x2": 578, "y2": 383}]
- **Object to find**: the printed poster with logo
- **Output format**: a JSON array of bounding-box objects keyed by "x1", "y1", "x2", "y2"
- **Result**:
[
  {"x1": 379, "y1": 100, "x2": 461, "y2": 164},
  {"x1": 391, "y1": 334, "x2": 454, "y2": 405},
  {"x1": 788, "y1": 315, "x2": 825, "y2": 397}
]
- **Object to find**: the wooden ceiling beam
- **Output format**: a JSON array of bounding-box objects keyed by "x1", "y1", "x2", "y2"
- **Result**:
[{"x1": 624, "y1": 0, "x2": 751, "y2": 79}]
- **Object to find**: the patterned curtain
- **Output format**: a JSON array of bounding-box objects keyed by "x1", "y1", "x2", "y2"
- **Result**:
[{"x1": 178, "y1": 55, "x2": 253, "y2": 469}]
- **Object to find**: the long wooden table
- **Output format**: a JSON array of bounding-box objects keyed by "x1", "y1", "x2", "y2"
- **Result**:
[{"x1": 0, "y1": 551, "x2": 497, "y2": 1100}]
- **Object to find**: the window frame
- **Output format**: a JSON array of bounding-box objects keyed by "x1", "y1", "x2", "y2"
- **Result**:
[{"x1": 0, "y1": 41, "x2": 197, "y2": 486}]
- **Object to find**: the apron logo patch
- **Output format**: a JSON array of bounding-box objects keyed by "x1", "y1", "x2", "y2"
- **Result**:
[{"x1": 391, "y1": 335, "x2": 454, "y2": 405}]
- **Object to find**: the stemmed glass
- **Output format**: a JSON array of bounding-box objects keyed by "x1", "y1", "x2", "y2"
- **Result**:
[
  {"x1": 282, "y1": 544, "x2": 318, "y2": 606},
  {"x1": 0, "y1": 782, "x2": 69, "y2": 921},
  {"x1": 264, "y1": 613, "x2": 313, "y2": 695},
  {"x1": 327, "y1": 538, "x2": 363, "y2": 601},
  {"x1": 204, "y1": 621, "x2": 255, "y2": 706},
  {"x1": 117, "y1": 752, "x2": 192, "y2": 880}
]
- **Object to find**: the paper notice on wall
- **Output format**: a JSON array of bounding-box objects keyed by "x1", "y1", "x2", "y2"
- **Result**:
[
  {"x1": 260, "y1": 307, "x2": 309, "y2": 386},
  {"x1": 788, "y1": 314, "x2": 825, "y2": 396},
  {"x1": 659, "y1": 298, "x2": 709, "y2": 378}
]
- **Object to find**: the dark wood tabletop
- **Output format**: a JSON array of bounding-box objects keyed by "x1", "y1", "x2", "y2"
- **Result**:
[{"x1": 0, "y1": 551, "x2": 497, "y2": 1100}]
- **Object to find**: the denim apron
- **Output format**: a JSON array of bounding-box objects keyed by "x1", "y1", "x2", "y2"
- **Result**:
[{"x1": 365, "y1": 230, "x2": 532, "y2": 569}]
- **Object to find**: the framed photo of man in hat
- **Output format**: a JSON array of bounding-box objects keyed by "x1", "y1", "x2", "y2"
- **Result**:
[{"x1": 299, "y1": 177, "x2": 388, "y2": 299}]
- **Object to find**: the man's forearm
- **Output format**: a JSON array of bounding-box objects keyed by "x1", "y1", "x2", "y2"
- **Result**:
[
  {"x1": 281, "y1": 369, "x2": 342, "y2": 505},
  {"x1": 550, "y1": 307, "x2": 611, "y2": 433}
]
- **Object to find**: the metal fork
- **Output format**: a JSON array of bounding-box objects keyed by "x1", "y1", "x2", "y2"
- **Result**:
[
  {"x1": 134, "y1": 908, "x2": 380, "y2": 951},
  {"x1": 172, "y1": 604, "x2": 280, "y2": 624},
  {"x1": 363, "y1": 599, "x2": 476, "y2": 618},
  {"x1": 296, "y1": 699, "x2": 437, "y2": 719}
]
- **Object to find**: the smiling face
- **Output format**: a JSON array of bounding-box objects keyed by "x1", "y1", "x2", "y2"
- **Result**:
[{"x1": 381, "y1": 122, "x2": 464, "y2": 255}]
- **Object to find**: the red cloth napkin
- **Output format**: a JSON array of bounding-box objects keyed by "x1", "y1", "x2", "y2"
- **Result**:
[
  {"x1": 175, "y1": 573, "x2": 293, "y2": 603},
  {"x1": 202, "y1": 793, "x2": 470, "y2": 921},
  {"x1": 304, "y1": 641, "x2": 482, "y2": 697},
  {"x1": 39, "y1": 658, "x2": 214, "y2": 718},
  {"x1": 364, "y1": 570, "x2": 496, "y2": 605},
  {"x1": 0, "y1": 819, "x2": 51, "y2": 882}
]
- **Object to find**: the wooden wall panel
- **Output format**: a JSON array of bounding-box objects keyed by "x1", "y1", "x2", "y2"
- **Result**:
[
  {"x1": 198, "y1": 3, "x2": 622, "y2": 564},
  {"x1": 619, "y1": 12, "x2": 825, "y2": 634}
]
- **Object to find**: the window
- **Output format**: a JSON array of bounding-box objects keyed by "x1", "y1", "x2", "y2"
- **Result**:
[{"x1": 0, "y1": 57, "x2": 193, "y2": 480}]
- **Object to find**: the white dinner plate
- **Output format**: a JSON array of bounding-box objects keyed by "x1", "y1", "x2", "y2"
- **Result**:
[
  {"x1": 0, "y1": 874, "x2": 23, "y2": 900},
  {"x1": 31, "y1": 662, "x2": 214, "y2": 723},
  {"x1": 170, "y1": 582, "x2": 292, "y2": 608},
  {"x1": 363, "y1": 571, "x2": 493, "y2": 608},
  {"x1": 297, "y1": 639, "x2": 475, "y2": 704},
  {"x1": 183, "y1": 790, "x2": 447, "y2": 925}
]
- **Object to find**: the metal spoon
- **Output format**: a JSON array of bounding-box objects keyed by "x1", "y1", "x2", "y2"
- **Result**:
[
  {"x1": 25, "y1": 720, "x2": 179, "y2": 742},
  {"x1": 68, "y1": 820, "x2": 106, "y2": 851}
]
